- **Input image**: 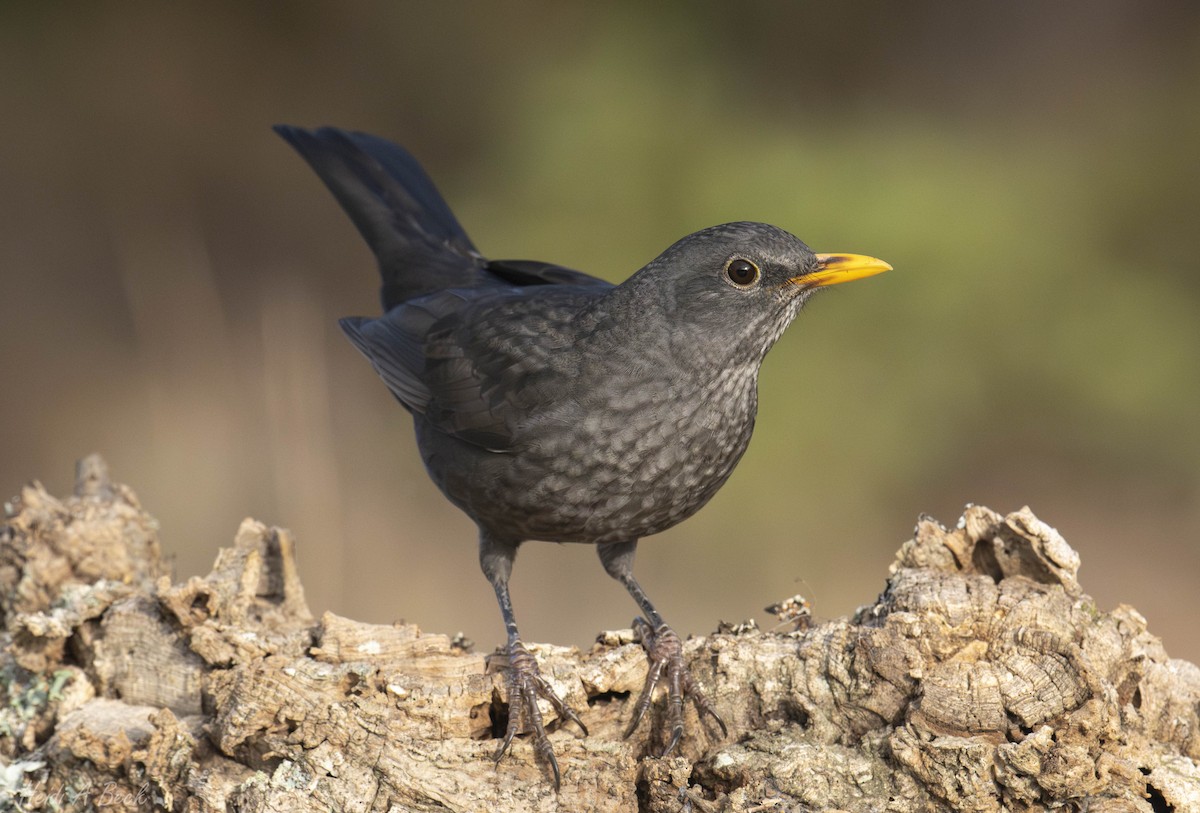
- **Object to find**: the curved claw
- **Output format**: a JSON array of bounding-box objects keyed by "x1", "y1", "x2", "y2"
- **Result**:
[
  {"x1": 623, "y1": 656, "x2": 665, "y2": 739},
  {"x1": 703, "y1": 705, "x2": 729, "y2": 739},
  {"x1": 541, "y1": 743, "x2": 561, "y2": 791},
  {"x1": 683, "y1": 669, "x2": 728, "y2": 738},
  {"x1": 493, "y1": 727, "x2": 518, "y2": 764},
  {"x1": 542, "y1": 684, "x2": 589, "y2": 737},
  {"x1": 662, "y1": 723, "x2": 683, "y2": 757},
  {"x1": 559, "y1": 705, "x2": 589, "y2": 737}
]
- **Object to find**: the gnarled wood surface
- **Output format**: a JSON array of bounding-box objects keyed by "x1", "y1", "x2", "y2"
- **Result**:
[{"x1": 1, "y1": 456, "x2": 1197, "y2": 812}]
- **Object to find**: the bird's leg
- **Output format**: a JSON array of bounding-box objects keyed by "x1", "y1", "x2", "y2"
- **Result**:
[
  {"x1": 480, "y1": 533, "x2": 587, "y2": 790},
  {"x1": 598, "y1": 541, "x2": 727, "y2": 755}
]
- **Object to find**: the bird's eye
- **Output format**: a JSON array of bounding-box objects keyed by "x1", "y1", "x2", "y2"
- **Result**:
[{"x1": 724, "y1": 258, "x2": 760, "y2": 288}]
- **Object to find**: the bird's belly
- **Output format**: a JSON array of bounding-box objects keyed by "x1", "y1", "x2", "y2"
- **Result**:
[{"x1": 463, "y1": 370, "x2": 759, "y2": 543}]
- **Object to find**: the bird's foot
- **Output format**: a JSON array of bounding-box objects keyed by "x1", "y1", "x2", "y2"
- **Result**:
[
  {"x1": 625, "y1": 617, "x2": 728, "y2": 755},
  {"x1": 493, "y1": 640, "x2": 588, "y2": 790}
]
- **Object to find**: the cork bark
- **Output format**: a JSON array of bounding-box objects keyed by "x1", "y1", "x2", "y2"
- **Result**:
[{"x1": 1, "y1": 456, "x2": 1198, "y2": 812}]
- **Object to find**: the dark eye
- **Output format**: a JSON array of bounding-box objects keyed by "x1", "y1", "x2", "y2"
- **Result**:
[{"x1": 725, "y1": 258, "x2": 760, "y2": 288}]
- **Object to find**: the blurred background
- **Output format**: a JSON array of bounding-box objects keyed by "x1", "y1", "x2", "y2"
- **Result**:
[{"x1": 2, "y1": 2, "x2": 1197, "y2": 663}]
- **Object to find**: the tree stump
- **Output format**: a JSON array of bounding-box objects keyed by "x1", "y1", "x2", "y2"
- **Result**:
[{"x1": 1, "y1": 456, "x2": 1197, "y2": 812}]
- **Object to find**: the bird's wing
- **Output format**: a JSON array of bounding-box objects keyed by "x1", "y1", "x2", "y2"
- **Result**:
[
  {"x1": 340, "y1": 314, "x2": 432, "y2": 413},
  {"x1": 341, "y1": 287, "x2": 597, "y2": 451}
]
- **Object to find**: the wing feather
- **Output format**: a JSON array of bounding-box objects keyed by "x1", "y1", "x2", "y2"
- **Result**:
[{"x1": 340, "y1": 286, "x2": 602, "y2": 451}]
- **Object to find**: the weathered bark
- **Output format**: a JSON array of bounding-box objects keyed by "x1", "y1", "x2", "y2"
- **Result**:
[{"x1": 1, "y1": 456, "x2": 1198, "y2": 812}]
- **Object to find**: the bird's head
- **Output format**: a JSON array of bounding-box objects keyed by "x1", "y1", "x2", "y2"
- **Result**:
[{"x1": 622, "y1": 222, "x2": 891, "y2": 366}]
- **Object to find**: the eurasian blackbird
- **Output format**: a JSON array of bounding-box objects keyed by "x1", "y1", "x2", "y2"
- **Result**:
[{"x1": 275, "y1": 125, "x2": 891, "y2": 787}]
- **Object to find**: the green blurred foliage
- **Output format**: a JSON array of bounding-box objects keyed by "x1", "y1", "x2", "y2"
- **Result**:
[{"x1": 1, "y1": 2, "x2": 1197, "y2": 661}]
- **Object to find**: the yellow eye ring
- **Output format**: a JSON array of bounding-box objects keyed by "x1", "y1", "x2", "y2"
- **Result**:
[{"x1": 724, "y1": 258, "x2": 760, "y2": 288}]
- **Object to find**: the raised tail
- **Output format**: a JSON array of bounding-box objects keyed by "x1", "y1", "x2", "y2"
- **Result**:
[{"x1": 274, "y1": 125, "x2": 487, "y2": 310}]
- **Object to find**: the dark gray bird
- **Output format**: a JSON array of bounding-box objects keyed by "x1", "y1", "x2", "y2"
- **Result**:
[{"x1": 275, "y1": 125, "x2": 891, "y2": 787}]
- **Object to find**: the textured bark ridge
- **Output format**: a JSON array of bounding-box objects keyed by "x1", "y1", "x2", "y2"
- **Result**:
[{"x1": 1, "y1": 458, "x2": 1198, "y2": 812}]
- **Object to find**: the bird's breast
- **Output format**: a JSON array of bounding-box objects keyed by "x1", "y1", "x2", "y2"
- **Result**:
[{"x1": 481, "y1": 362, "x2": 760, "y2": 543}]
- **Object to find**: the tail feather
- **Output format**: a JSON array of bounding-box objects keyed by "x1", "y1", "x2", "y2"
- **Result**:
[{"x1": 275, "y1": 125, "x2": 486, "y2": 310}]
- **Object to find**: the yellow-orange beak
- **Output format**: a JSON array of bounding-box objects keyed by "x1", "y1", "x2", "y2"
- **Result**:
[{"x1": 793, "y1": 253, "x2": 893, "y2": 288}]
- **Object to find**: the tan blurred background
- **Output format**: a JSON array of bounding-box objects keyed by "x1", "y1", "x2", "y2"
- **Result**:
[{"x1": 2, "y1": 2, "x2": 1197, "y2": 663}]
